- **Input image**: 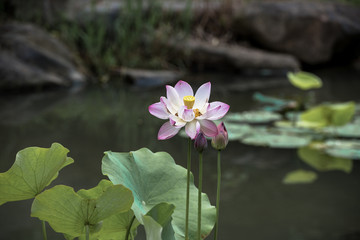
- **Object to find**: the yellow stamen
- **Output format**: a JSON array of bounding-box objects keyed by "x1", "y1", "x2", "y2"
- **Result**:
[
  {"x1": 193, "y1": 109, "x2": 201, "y2": 117},
  {"x1": 183, "y1": 95, "x2": 195, "y2": 109}
]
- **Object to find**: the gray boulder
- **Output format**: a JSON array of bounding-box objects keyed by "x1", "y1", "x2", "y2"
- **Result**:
[
  {"x1": 233, "y1": 1, "x2": 360, "y2": 64},
  {"x1": 0, "y1": 22, "x2": 87, "y2": 90}
]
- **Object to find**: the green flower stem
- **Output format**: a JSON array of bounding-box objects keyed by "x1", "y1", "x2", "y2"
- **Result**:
[
  {"x1": 214, "y1": 150, "x2": 221, "y2": 240},
  {"x1": 85, "y1": 225, "x2": 90, "y2": 240},
  {"x1": 126, "y1": 215, "x2": 136, "y2": 240},
  {"x1": 197, "y1": 152, "x2": 203, "y2": 240},
  {"x1": 42, "y1": 221, "x2": 47, "y2": 240},
  {"x1": 185, "y1": 138, "x2": 192, "y2": 240}
]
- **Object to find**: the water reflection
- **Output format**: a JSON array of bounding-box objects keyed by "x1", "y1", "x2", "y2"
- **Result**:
[{"x1": 0, "y1": 69, "x2": 360, "y2": 240}]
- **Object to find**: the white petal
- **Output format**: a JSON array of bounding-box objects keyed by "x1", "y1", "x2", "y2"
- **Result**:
[
  {"x1": 169, "y1": 115, "x2": 187, "y2": 128},
  {"x1": 160, "y1": 97, "x2": 177, "y2": 115},
  {"x1": 185, "y1": 120, "x2": 200, "y2": 139},
  {"x1": 178, "y1": 105, "x2": 195, "y2": 122},
  {"x1": 166, "y1": 85, "x2": 182, "y2": 109},
  {"x1": 194, "y1": 82, "x2": 211, "y2": 110},
  {"x1": 174, "y1": 80, "x2": 194, "y2": 100}
]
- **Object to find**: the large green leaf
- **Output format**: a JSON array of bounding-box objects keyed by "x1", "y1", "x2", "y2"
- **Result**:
[
  {"x1": 0, "y1": 143, "x2": 74, "y2": 205},
  {"x1": 282, "y1": 170, "x2": 318, "y2": 184},
  {"x1": 142, "y1": 203, "x2": 175, "y2": 240},
  {"x1": 102, "y1": 148, "x2": 216, "y2": 240},
  {"x1": 324, "y1": 140, "x2": 360, "y2": 160},
  {"x1": 287, "y1": 71, "x2": 322, "y2": 90},
  {"x1": 299, "y1": 102, "x2": 355, "y2": 128},
  {"x1": 298, "y1": 145, "x2": 353, "y2": 173},
  {"x1": 329, "y1": 102, "x2": 356, "y2": 126},
  {"x1": 31, "y1": 180, "x2": 134, "y2": 238},
  {"x1": 74, "y1": 210, "x2": 140, "y2": 240}
]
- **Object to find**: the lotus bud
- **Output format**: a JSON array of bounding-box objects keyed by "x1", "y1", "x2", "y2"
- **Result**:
[
  {"x1": 194, "y1": 132, "x2": 208, "y2": 153},
  {"x1": 211, "y1": 122, "x2": 228, "y2": 150}
]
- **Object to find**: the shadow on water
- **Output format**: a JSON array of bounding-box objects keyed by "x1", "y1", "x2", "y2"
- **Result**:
[{"x1": 0, "y1": 68, "x2": 360, "y2": 240}]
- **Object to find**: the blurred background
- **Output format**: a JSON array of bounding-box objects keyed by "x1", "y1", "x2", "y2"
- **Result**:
[{"x1": 0, "y1": 0, "x2": 360, "y2": 239}]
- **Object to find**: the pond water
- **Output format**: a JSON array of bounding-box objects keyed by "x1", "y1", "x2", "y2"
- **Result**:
[{"x1": 0, "y1": 67, "x2": 359, "y2": 240}]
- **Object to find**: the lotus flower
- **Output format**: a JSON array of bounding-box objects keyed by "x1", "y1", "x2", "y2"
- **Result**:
[{"x1": 149, "y1": 81, "x2": 230, "y2": 140}]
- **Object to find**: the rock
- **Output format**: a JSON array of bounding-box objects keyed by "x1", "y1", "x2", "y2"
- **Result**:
[
  {"x1": 114, "y1": 68, "x2": 183, "y2": 87},
  {"x1": 233, "y1": 1, "x2": 360, "y2": 64},
  {"x1": 165, "y1": 38, "x2": 300, "y2": 72},
  {"x1": 0, "y1": 22, "x2": 87, "y2": 91}
]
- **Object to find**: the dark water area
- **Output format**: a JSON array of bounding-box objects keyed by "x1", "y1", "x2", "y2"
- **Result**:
[{"x1": 0, "y1": 68, "x2": 360, "y2": 240}]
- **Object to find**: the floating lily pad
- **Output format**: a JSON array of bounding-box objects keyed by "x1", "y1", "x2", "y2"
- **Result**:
[
  {"x1": 0, "y1": 143, "x2": 74, "y2": 205},
  {"x1": 31, "y1": 180, "x2": 134, "y2": 238},
  {"x1": 224, "y1": 111, "x2": 281, "y2": 124},
  {"x1": 241, "y1": 132, "x2": 311, "y2": 148},
  {"x1": 102, "y1": 148, "x2": 216, "y2": 240},
  {"x1": 253, "y1": 92, "x2": 296, "y2": 112},
  {"x1": 223, "y1": 123, "x2": 254, "y2": 140},
  {"x1": 287, "y1": 71, "x2": 322, "y2": 90},
  {"x1": 321, "y1": 123, "x2": 360, "y2": 138},
  {"x1": 324, "y1": 140, "x2": 360, "y2": 160},
  {"x1": 298, "y1": 145, "x2": 353, "y2": 173},
  {"x1": 282, "y1": 170, "x2": 318, "y2": 184}
]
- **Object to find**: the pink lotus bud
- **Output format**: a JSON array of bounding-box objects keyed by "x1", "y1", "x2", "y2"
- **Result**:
[
  {"x1": 211, "y1": 122, "x2": 228, "y2": 150},
  {"x1": 194, "y1": 132, "x2": 208, "y2": 153}
]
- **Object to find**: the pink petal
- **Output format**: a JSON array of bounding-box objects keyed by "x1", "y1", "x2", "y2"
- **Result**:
[
  {"x1": 194, "y1": 82, "x2": 211, "y2": 110},
  {"x1": 175, "y1": 80, "x2": 194, "y2": 100},
  {"x1": 185, "y1": 120, "x2": 200, "y2": 139},
  {"x1": 160, "y1": 97, "x2": 177, "y2": 115},
  {"x1": 149, "y1": 102, "x2": 169, "y2": 120},
  {"x1": 158, "y1": 121, "x2": 181, "y2": 140},
  {"x1": 199, "y1": 119, "x2": 218, "y2": 137},
  {"x1": 166, "y1": 85, "x2": 182, "y2": 109},
  {"x1": 196, "y1": 105, "x2": 221, "y2": 120},
  {"x1": 178, "y1": 106, "x2": 195, "y2": 122},
  {"x1": 204, "y1": 101, "x2": 230, "y2": 120}
]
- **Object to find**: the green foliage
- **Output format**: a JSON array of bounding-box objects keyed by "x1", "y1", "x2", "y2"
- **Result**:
[
  {"x1": 31, "y1": 180, "x2": 134, "y2": 238},
  {"x1": 298, "y1": 145, "x2": 353, "y2": 173},
  {"x1": 287, "y1": 71, "x2": 322, "y2": 90},
  {"x1": 0, "y1": 143, "x2": 73, "y2": 205},
  {"x1": 282, "y1": 170, "x2": 318, "y2": 184},
  {"x1": 102, "y1": 148, "x2": 216, "y2": 240},
  {"x1": 142, "y1": 203, "x2": 176, "y2": 240},
  {"x1": 299, "y1": 102, "x2": 356, "y2": 128}
]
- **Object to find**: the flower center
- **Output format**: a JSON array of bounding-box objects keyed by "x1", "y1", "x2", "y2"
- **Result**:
[{"x1": 183, "y1": 95, "x2": 195, "y2": 109}]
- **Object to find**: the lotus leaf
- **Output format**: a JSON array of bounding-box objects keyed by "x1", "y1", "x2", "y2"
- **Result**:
[
  {"x1": 299, "y1": 102, "x2": 355, "y2": 128},
  {"x1": 241, "y1": 132, "x2": 311, "y2": 148},
  {"x1": 224, "y1": 111, "x2": 281, "y2": 124},
  {"x1": 31, "y1": 180, "x2": 134, "y2": 238},
  {"x1": 287, "y1": 71, "x2": 322, "y2": 90},
  {"x1": 324, "y1": 140, "x2": 360, "y2": 160},
  {"x1": 0, "y1": 143, "x2": 73, "y2": 205},
  {"x1": 142, "y1": 203, "x2": 175, "y2": 240},
  {"x1": 282, "y1": 170, "x2": 318, "y2": 184},
  {"x1": 102, "y1": 148, "x2": 216, "y2": 240},
  {"x1": 322, "y1": 123, "x2": 360, "y2": 138}
]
